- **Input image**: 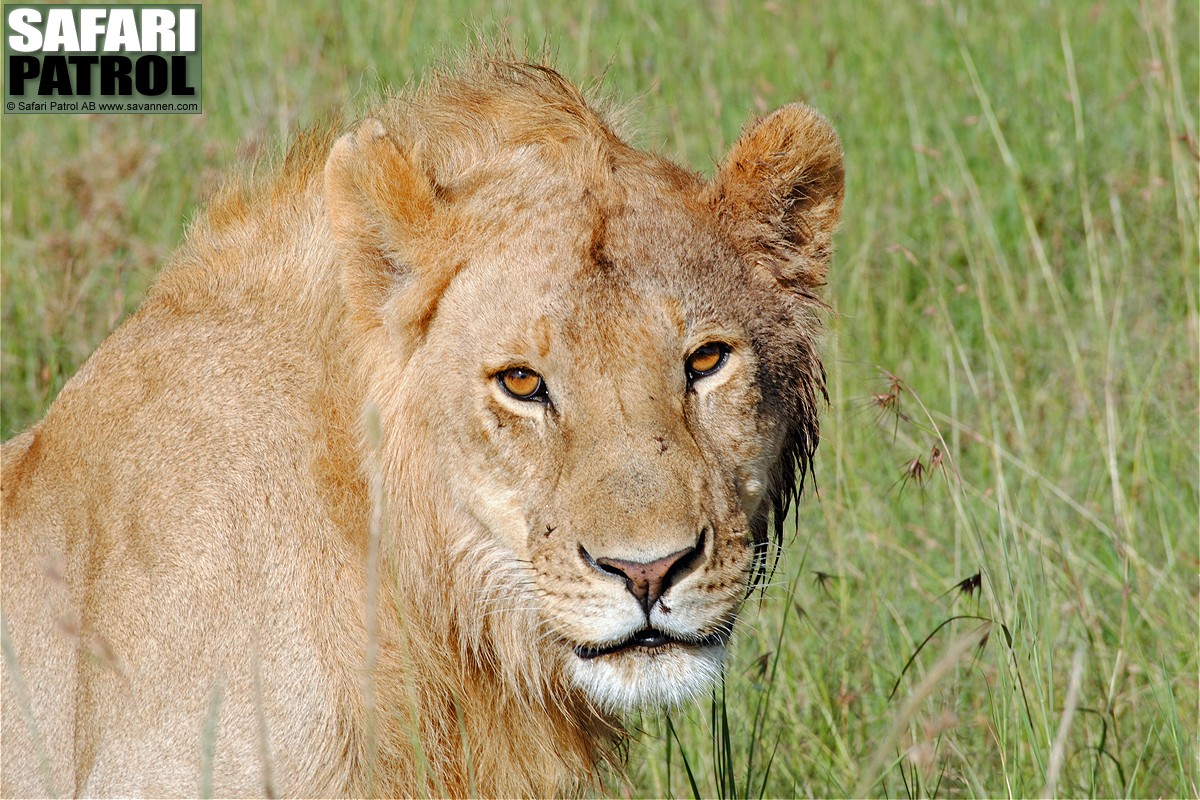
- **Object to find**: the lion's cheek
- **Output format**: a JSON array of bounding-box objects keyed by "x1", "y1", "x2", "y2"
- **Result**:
[
  {"x1": 729, "y1": 426, "x2": 782, "y2": 518},
  {"x1": 442, "y1": 416, "x2": 546, "y2": 557},
  {"x1": 693, "y1": 389, "x2": 780, "y2": 520},
  {"x1": 457, "y1": 481, "x2": 531, "y2": 554},
  {"x1": 449, "y1": 414, "x2": 576, "y2": 564}
]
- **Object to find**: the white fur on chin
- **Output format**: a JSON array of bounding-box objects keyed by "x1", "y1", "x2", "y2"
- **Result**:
[{"x1": 567, "y1": 642, "x2": 727, "y2": 712}]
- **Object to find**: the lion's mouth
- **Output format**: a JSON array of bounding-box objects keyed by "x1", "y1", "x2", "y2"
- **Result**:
[{"x1": 573, "y1": 627, "x2": 728, "y2": 660}]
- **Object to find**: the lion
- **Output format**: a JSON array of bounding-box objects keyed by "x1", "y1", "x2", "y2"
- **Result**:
[{"x1": 0, "y1": 58, "x2": 843, "y2": 797}]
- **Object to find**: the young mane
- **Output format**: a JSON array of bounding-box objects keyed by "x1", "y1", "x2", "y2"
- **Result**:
[{"x1": 191, "y1": 55, "x2": 630, "y2": 248}]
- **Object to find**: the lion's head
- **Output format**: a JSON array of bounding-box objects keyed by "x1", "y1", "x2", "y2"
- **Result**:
[{"x1": 324, "y1": 61, "x2": 843, "y2": 714}]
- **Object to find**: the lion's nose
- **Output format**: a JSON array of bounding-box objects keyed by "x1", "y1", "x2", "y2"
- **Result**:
[{"x1": 588, "y1": 532, "x2": 706, "y2": 612}]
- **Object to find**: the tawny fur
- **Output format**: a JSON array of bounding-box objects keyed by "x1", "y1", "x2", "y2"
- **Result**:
[{"x1": 1, "y1": 57, "x2": 843, "y2": 797}]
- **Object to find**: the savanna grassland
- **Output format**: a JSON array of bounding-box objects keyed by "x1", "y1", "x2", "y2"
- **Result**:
[{"x1": 1, "y1": 1, "x2": 1195, "y2": 797}]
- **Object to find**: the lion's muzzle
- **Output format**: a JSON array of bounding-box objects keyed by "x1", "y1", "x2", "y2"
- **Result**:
[{"x1": 579, "y1": 529, "x2": 706, "y2": 613}]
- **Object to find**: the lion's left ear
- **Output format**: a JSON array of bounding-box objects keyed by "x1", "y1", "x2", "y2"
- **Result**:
[
  {"x1": 703, "y1": 104, "x2": 844, "y2": 290},
  {"x1": 324, "y1": 119, "x2": 436, "y2": 326}
]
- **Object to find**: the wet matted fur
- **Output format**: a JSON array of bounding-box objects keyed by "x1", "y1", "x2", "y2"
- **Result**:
[{"x1": 1, "y1": 57, "x2": 843, "y2": 797}]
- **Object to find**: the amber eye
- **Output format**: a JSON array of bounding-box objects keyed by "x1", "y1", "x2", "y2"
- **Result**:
[
  {"x1": 685, "y1": 342, "x2": 729, "y2": 382},
  {"x1": 499, "y1": 367, "x2": 547, "y2": 402}
]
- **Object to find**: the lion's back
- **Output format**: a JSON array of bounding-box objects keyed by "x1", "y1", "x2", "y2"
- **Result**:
[
  {"x1": 2, "y1": 422, "x2": 79, "y2": 797},
  {"x1": 0, "y1": 293, "x2": 361, "y2": 795}
]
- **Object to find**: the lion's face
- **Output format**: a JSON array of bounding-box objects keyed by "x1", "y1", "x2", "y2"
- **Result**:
[
  {"x1": 325, "y1": 96, "x2": 842, "y2": 712},
  {"x1": 400, "y1": 192, "x2": 801, "y2": 709}
]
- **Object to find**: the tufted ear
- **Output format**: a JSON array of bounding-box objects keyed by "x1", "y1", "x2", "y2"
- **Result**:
[
  {"x1": 704, "y1": 104, "x2": 844, "y2": 291},
  {"x1": 324, "y1": 119, "x2": 436, "y2": 325}
]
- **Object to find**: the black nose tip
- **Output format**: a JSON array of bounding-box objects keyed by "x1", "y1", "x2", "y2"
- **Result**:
[{"x1": 588, "y1": 532, "x2": 706, "y2": 612}]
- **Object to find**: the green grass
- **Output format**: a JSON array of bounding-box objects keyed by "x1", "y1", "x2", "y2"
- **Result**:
[{"x1": 2, "y1": 1, "x2": 1196, "y2": 797}]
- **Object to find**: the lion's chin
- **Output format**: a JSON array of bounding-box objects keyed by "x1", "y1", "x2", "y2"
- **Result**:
[{"x1": 567, "y1": 638, "x2": 727, "y2": 712}]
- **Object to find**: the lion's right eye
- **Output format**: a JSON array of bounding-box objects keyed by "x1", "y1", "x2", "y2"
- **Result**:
[
  {"x1": 685, "y1": 342, "x2": 730, "y2": 383},
  {"x1": 498, "y1": 367, "x2": 548, "y2": 402}
]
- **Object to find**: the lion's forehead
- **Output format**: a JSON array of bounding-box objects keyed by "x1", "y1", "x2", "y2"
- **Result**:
[
  {"x1": 436, "y1": 174, "x2": 776, "y2": 402},
  {"x1": 500, "y1": 202, "x2": 754, "y2": 343}
]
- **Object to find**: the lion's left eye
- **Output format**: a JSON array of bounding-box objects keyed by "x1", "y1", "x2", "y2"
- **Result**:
[
  {"x1": 685, "y1": 343, "x2": 729, "y2": 382},
  {"x1": 498, "y1": 367, "x2": 549, "y2": 402}
]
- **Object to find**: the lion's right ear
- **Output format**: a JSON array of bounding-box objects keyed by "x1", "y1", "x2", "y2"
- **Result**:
[
  {"x1": 703, "y1": 104, "x2": 844, "y2": 292},
  {"x1": 324, "y1": 119, "x2": 435, "y2": 323}
]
